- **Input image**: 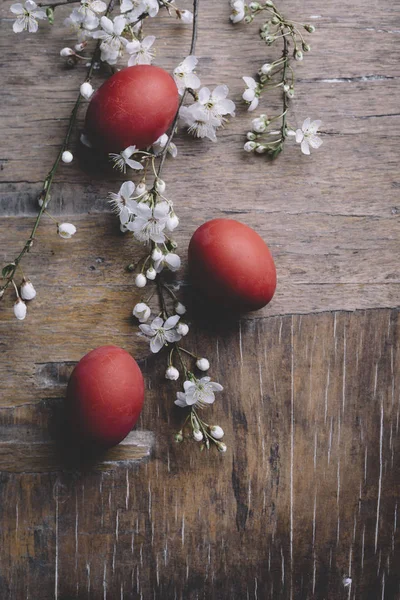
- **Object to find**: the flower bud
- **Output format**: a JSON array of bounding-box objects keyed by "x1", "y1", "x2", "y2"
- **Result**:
[
  {"x1": 166, "y1": 213, "x2": 179, "y2": 232},
  {"x1": 133, "y1": 302, "x2": 151, "y2": 322},
  {"x1": 244, "y1": 141, "x2": 257, "y2": 152},
  {"x1": 261, "y1": 63, "x2": 272, "y2": 74},
  {"x1": 193, "y1": 429, "x2": 203, "y2": 442},
  {"x1": 244, "y1": 15, "x2": 253, "y2": 23},
  {"x1": 80, "y1": 81, "x2": 94, "y2": 100},
  {"x1": 283, "y1": 83, "x2": 290, "y2": 92},
  {"x1": 265, "y1": 0, "x2": 274, "y2": 6},
  {"x1": 179, "y1": 9, "x2": 193, "y2": 23},
  {"x1": 135, "y1": 273, "x2": 147, "y2": 288},
  {"x1": 14, "y1": 298, "x2": 27, "y2": 321},
  {"x1": 175, "y1": 302, "x2": 186, "y2": 315},
  {"x1": 58, "y1": 223, "x2": 77, "y2": 238},
  {"x1": 271, "y1": 15, "x2": 279, "y2": 24},
  {"x1": 302, "y1": 42, "x2": 311, "y2": 52},
  {"x1": 60, "y1": 47, "x2": 74, "y2": 57},
  {"x1": 38, "y1": 193, "x2": 50, "y2": 208},
  {"x1": 120, "y1": 223, "x2": 128, "y2": 233},
  {"x1": 75, "y1": 42, "x2": 87, "y2": 51},
  {"x1": 165, "y1": 366, "x2": 179, "y2": 381},
  {"x1": 218, "y1": 442, "x2": 227, "y2": 453},
  {"x1": 20, "y1": 279, "x2": 36, "y2": 301},
  {"x1": 304, "y1": 23, "x2": 315, "y2": 33},
  {"x1": 146, "y1": 267, "x2": 156, "y2": 280},
  {"x1": 247, "y1": 132, "x2": 257, "y2": 141},
  {"x1": 136, "y1": 182, "x2": 146, "y2": 196},
  {"x1": 255, "y1": 145, "x2": 267, "y2": 154},
  {"x1": 152, "y1": 247, "x2": 163, "y2": 261},
  {"x1": 196, "y1": 358, "x2": 210, "y2": 371},
  {"x1": 155, "y1": 179, "x2": 166, "y2": 194},
  {"x1": 174, "y1": 432, "x2": 183, "y2": 443},
  {"x1": 295, "y1": 50, "x2": 303, "y2": 61},
  {"x1": 210, "y1": 425, "x2": 224, "y2": 440},
  {"x1": 252, "y1": 117, "x2": 267, "y2": 133},
  {"x1": 61, "y1": 150, "x2": 73, "y2": 163},
  {"x1": 249, "y1": 1, "x2": 260, "y2": 9},
  {"x1": 177, "y1": 322, "x2": 189, "y2": 336}
]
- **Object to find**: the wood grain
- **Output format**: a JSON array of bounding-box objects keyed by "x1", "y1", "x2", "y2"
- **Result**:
[{"x1": 0, "y1": 0, "x2": 400, "y2": 597}]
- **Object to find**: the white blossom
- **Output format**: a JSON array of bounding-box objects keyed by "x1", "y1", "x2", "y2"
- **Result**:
[
  {"x1": 196, "y1": 358, "x2": 210, "y2": 371},
  {"x1": 109, "y1": 146, "x2": 143, "y2": 173},
  {"x1": 108, "y1": 181, "x2": 137, "y2": 224},
  {"x1": 229, "y1": 0, "x2": 245, "y2": 23},
  {"x1": 78, "y1": 0, "x2": 107, "y2": 19},
  {"x1": 174, "y1": 302, "x2": 186, "y2": 315},
  {"x1": 193, "y1": 429, "x2": 203, "y2": 442},
  {"x1": 80, "y1": 81, "x2": 94, "y2": 99},
  {"x1": 139, "y1": 315, "x2": 181, "y2": 353},
  {"x1": 173, "y1": 56, "x2": 201, "y2": 95},
  {"x1": 20, "y1": 279, "x2": 36, "y2": 300},
  {"x1": 10, "y1": 0, "x2": 47, "y2": 33},
  {"x1": 152, "y1": 134, "x2": 177, "y2": 158},
  {"x1": 242, "y1": 76, "x2": 259, "y2": 111},
  {"x1": 179, "y1": 105, "x2": 221, "y2": 142},
  {"x1": 126, "y1": 35, "x2": 155, "y2": 66},
  {"x1": 197, "y1": 85, "x2": 236, "y2": 123},
  {"x1": 58, "y1": 223, "x2": 77, "y2": 238},
  {"x1": 289, "y1": 118, "x2": 322, "y2": 155},
  {"x1": 154, "y1": 252, "x2": 181, "y2": 273},
  {"x1": 146, "y1": 267, "x2": 156, "y2": 280},
  {"x1": 210, "y1": 425, "x2": 224, "y2": 440},
  {"x1": 165, "y1": 366, "x2": 180, "y2": 380},
  {"x1": 92, "y1": 15, "x2": 128, "y2": 64},
  {"x1": 175, "y1": 377, "x2": 223, "y2": 408},
  {"x1": 121, "y1": 0, "x2": 158, "y2": 21},
  {"x1": 64, "y1": 8, "x2": 99, "y2": 41},
  {"x1": 177, "y1": 322, "x2": 189, "y2": 336},
  {"x1": 135, "y1": 273, "x2": 147, "y2": 288},
  {"x1": 60, "y1": 47, "x2": 74, "y2": 57},
  {"x1": 127, "y1": 201, "x2": 170, "y2": 243},
  {"x1": 133, "y1": 302, "x2": 151, "y2": 322},
  {"x1": 14, "y1": 298, "x2": 27, "y2": 320},
  {"x1": 62, "y1": 150, "x2": 73, "y2": 163}
]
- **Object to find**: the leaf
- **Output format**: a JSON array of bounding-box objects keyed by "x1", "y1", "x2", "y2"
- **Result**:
[
  {"x1": 46, "y1": 7, "x2": 54, "y2": 24},
  {"x1": 2, "y1": 263, "x2": 15, "y2": 278}
]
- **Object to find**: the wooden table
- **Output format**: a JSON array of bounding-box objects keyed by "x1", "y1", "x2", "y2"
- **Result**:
[{"x1": 1, "y1": 0, "x2": 399, "y2": 597}]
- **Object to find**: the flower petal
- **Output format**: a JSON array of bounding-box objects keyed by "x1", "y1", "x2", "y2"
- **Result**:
[
  {"x1": 125, "y1": 158, "x2": 143, "y2": 170},
  {"x1": 242, "y1": 89, "x2": 255, "y2": 102},
  {"x1": 10, "y1": 3, "x2": 24, "y2": 14},
  {"x1": 150, "y1": 335, "x2": 164, "y2": 353},
  {"x1": 164, "y1": 314, "x2": 180, "y2": 330},
  {"x1": 126, "y1": 39, "x2": 141, "y2": 53},
  {"x1": 142, "y1": 35, "x2": 155, "y2": 49},
  {"x1": 243, "y1": 76, "x2": 256, "y2": 89},
  {"x1": 139, "y1": 324, "x2": 155, "y2": 336},
  {"x1": 212, "y1": 85, "x2": 229, "y2": 101},
  {"x1": 151, "y1": 316, "x2": 164, "y2": 330},
  {"x1": 100, "y1": 15, "x2": 113, "y2": 33},
  {"x1": 198, "y1": 87, "x2": 211, "y2": 104},
  {"x1": 113, "y1": 15, "x2": 126, "y2": 35},
  {"x1": 120, "y1": 180, "x2": 135, "y2": 199},
  {"x1": 13, "y1": 18, "x2": 26, "y2": 32},
  {"x1": 183, "y1": 381, "x2": 196, "y2": 392},
  {"x1": 165, "y1": 253, "x2": 181, "y2": 270},
  {"x1": 309, "y1": 120, "x2": 322, "y2": 134},
  {"x1": 295, "y1": 129, "x2": 304, "y2": 144},
  {"x1": 165, "y1": 330, "x2": 182, "y2": 343},
  {"x1": 302, "y1": 117, "x2": 311, "y2": 132},
  {"x1": 207, "y1": 382, "x2": 224, "y2": 392},
  {"x1": 301, "y1": 139, "x2": 311, "y2": 155},
  {"x1": 248, "y1": 97, "x2": 259, "y2": 111}
]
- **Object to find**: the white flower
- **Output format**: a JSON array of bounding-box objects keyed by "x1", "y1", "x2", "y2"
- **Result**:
[
  {"x1": 92, "y1": 15, "x2": 127, "y2": 64},
  {"x1": 58, "y1": 223, "x2": 77, "y2": 238},
  {"x1": 139, "y1": 315, "x2": 181, "y2": 353},
  {"x1": 146, "y1": 267, "x2": 156, "y2": 280},
  {"x1": 79, "y1": 0, "x2": 106, "y2": 18},
  {"x1": 197, "y1": 85, "x2": 236, "y2": 122},
  {"x1": 10, "y1": 0, "x2": 47, "y2": 33},
  {"x1": 177, "y1": 9, "x2": 193, "y2": 23},
  {"x1": 210, "y1": 425, "x2": 224, "y2": 440},
  {"x1": 174, "y1": 302, "x2": 186, "y2": 315},
  {"x1": 290, "y1": 118, "x2": 322, "y2": 155},
  {"x1": 109, "y1": 146, "x2": 143, "y2": 173},
  {"x1": 121, "y1": 0, "x2": 158, "y2": 20},
  {"x1": 193, "y1": 429, "x2": 203, "y2": 442},
  {"x1": 230, "y1": 0, "x2": 245, "y2": 23},
  {"x1": 14, "y1": 299, "x2": 27, "y2": 320},
  {"x1": 20, "y1": 279, "x2": 36, "y2": 300},
  {"x1": 173, "y1": 56, "x2": 201, "y2": 95},
  {"x1": 108, "y1": 181, "x2": 137, "y2": 224},
  {"x1": 175, "y1": 377, "x2": 223, "y2": 408},
  {"x1": 154, "y1": 252, "x2": 181, "y2": 273},
  {"x1": 133, "y1": 302, "x2": 151, "y2": 322},
  {"x1": 80, "y1": 81, "x2": 94, "y2": 99},
  {"x1": 177, "y1": 322, "x2": 189, "y2": 336},
  {"x1": 135, "y1": 273, "x2": 147, "y2": 288},
  {"x1": 64, "y1": 8, "x2": 99, "y2": 41},
  {"x1": 166, "y1": 212, "x2": 179, "y2": 232},
  {"x1": 151, "y1": 247, "x2": 163, "y2": 261},
  {"x1": 179, "y1": 105, "x2": 221, "y2": 142},
  {"x1": 165, "y1": 366, "x2": 179, "y2": 380},
  {"x1": 196, "y1": 358, "x2": 210, "y2": 371},
  {"x1": 126, "y1": 35, "x2": 155, "y2": 66},
  {"x1": 60, "y1": 47, "x2": 74, "y2": 57},
  {"x1": 127, "y1": 201, "x2": 169, "y2": 243},
  {"x1": 242, "y1": 76, "x2": 259, "y2": 111},
  {"x1": 343, "y1": 577, "x2": 352, "y2": 589},
  {"x1": 152, "y1": 134, "x2": 177, "y2": 158},
  {"x1": 62, "y1": 150, "x2": 73, "y2": 163}
]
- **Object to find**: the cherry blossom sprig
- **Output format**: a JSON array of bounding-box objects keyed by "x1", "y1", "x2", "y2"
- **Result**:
[{"x1": 230, "y1": 0, "x2": 323, "y2": 158}]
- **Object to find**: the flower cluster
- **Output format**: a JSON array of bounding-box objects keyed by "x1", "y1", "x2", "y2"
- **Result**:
[{"x1": 230, "y1": 0, "x2": 323, "y2": 157}]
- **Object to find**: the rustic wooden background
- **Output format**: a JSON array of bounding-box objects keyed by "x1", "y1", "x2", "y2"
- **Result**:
[{"x1": 1, "y1": 0, "x2": 400, "y2": 597}]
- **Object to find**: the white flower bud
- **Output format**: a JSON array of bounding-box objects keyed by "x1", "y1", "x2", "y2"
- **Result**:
[
  {"x1": 244, "y1": 141, "x2": 257, "y2": 152},
  {"x1": 304, "y1": 24, "x2": 315, "y2": 33},
  {"x1": 175, "y1": 302, "x2": 186, "y2": 315},
  {"x1": 38, "y1": 194, "x2": 50, "y2": 208},
  {"x1": 196, "y1": 358, "x2": 210, "y2": 371},
  {"x1": 179, "y1": 9, "x2": 193, "y2": 23},
  {"x1": 146, "y1": 267, "x2": 156, "y2": 280},
  {"x1": 252, "y1": 117, "x2": 267, "y2": 133},
  {"x1": 60, "y1": 47, "x2": 74, "y2": 57},
  {"x1": 135, "y1": 273, "x2": 147, "y2": 288},
  {"x1": 247, "y1": 132, "x2": 257, "y2": 141},
  {"x1": 261, "y1": 63, "x2": 272, "y2": 74},
  {"x1": 295, "y1": 50, "x2": 303, "y2": 61},
  {"x1": 58, "y1": 223, "x2": 77, "y2": 238},
  {"x1": 177, "y1": 322, "x2": 189, "y2": 336},
  {"x1": 166, "y1": 213, "x2": 179, "y2": 232},
  {"x1": 133, "y1": 302, "x2": 151, "y2": 322},
  {"x1": 135, "y1": 182, "x2": 146, "y2": 196},
  {"x1": 61, "y1": 150, "x2": 73, "y2": 163},
  {"x1": 193, "y1": 429, "x2": 203, "y2": 442},
  {"x1": 20, "y1": 279, "x2": 36, "y2": 301},
  {"x1": 249, "y1": 2, "x2": 260, "y2": 10},
  {"x1": 152, "y1": 247, "x2": 163, "y2": 261},
  {"x1": 283, "y1": 83, "x2": 290, "y2": 93},
  {"x1": 255, "y1": 145, "x2": 267, "y2": 154},
  {"x1": 210, "y1": 425, "x2": 224, "y2": 440},
  {"x1": 155, "y1": 179, "x2": 166, "y2": 194},
  {"x1": 14, "y1": 299, "x2": 27, "y2": 321},
  {"x1": 165, "y1": 366, "x2": 179, "y2": 381},
  {"x1": 75, "y1": 42, "x2": 87, "y2": 51},
  {"x1": 218, "y1": 442, "x2": 227, "y2": 453},
  {"x1": 120, "y1": 223, "x2": 128, "y2": 233},
  {"x1": 80, "y1": 81, "x2": 94, "y2": 100}
]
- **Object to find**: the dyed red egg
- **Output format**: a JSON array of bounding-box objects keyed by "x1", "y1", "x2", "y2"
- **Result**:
[
  {"x1": 66, "y1": 345, "x2": 144, "y2": 448},
  {"x1": 188, "y1": 219, "x2": 277, "y2": 312},
  {"x1": 85, "y1": 65, "x2": 179, "y2": 152}
]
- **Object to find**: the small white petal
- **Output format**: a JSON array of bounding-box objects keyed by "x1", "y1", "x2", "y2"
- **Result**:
[
  {"x1": 174, "y1": 302, "x2": 186, "y2": 315},
  {"x1": 61, "y1": 150, "x2": 73, "y2": 163},
  {"x1": 58, "y1": 223, "x2": 77, "y2": 238}
]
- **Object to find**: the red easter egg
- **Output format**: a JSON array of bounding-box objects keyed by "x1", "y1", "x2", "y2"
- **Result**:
[
  {"x1": 66, "y1": 345, "x2": 144, "y2": 448},
  {"x1": 85, "y1": 65, "x2": 179, "y2": 152},
  {"x1": 188, "y1": 219, "x2": 277, "y2": 312}
]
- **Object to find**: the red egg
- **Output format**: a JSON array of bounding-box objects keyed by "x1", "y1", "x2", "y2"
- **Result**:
[
  {"x1": 85, "y1": 65, "x2": 179, "y2": 153},
  {"x1": 188, "y1": 219, "x2": 277, "y2": 312},
  {"x1": 66, "y1": 345, "x2": 145, "y2": 448}
]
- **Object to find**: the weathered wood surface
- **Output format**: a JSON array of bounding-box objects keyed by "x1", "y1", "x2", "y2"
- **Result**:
[{"x1": 1, "y1": 0, "x2": 400, "y2": 597}]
